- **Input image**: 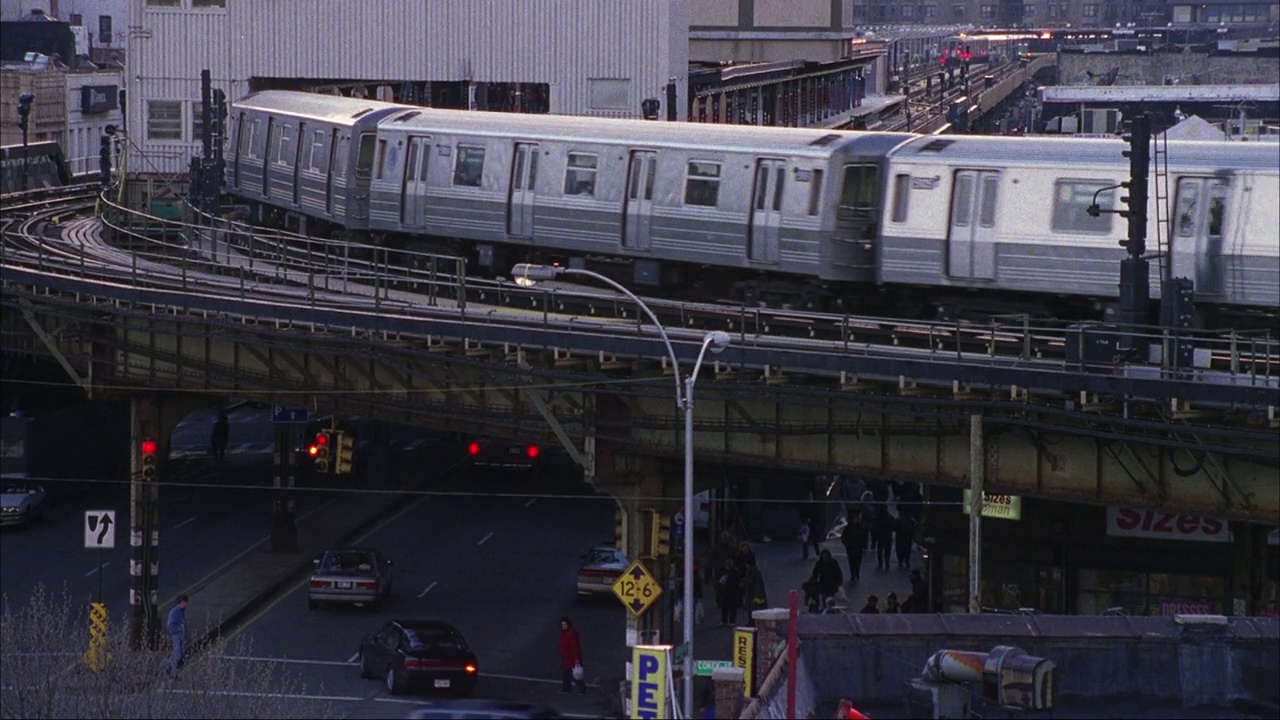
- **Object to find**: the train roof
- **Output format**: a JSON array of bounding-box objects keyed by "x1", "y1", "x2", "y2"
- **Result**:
[
  {"x1": 233, "y1": 90, "x2": 407, "y2": 126},
  {"x1": 235, "y1": 90, "x2": 917, "y2": 158},
  {"x1": 889, "y1": 133, "x2": 1280, "y2": 172}
]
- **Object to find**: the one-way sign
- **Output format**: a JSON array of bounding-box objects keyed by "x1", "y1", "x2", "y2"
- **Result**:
[{"x1": 84, "y1": 510, "x2": 116, "y2": 549}]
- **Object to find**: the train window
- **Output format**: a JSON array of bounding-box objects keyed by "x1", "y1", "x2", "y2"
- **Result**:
[
  {"x1": 244, "y1": 118, "x2": 259, "y2": 159},
  {"x1": 979, "y1": 175, "x2": 998, "y2": 227},
  {"x1": 310, "y1": 130, "x2": 328, "y2": 172},
  {"x1": 953, "y1": 175, "x2": 973, "y2": 226},
  {"x1": 453, "y1": 145, "x2": 485, "y2": 187},
  {"x1": 806, "y1": 169, "x2": 823, "y2": 216},
  {"x1": 1051, "y1": 181, "x2": 1114, "y2": 234},
  {"x1": 1175, "y1": 180, "x2": 1200, "y2": 237},
  {"x1": 564, "y1": 153, "x2": 598, "y2": 196},
  {"x1": 1207, "y1": 181, "x2": 1227, "y2": 237},
  {"x1": 146, "y1": 100, "x2": 182, "y2": 140},
  {"x1": 277, "y1": 123, "x2": 295, "y2": 166},
  {"x1": 891, "y1": 173, "x2": 910, "y2": 222},
  {"x1": 335, "y1": 135, "x2": 350, "y2": 177},
  {"x1": 838, "y1": 164, "x2": 878, "y2": 216},
  {"x1": 374, "y1": 139, "x2": 388, "y2": 180},
  {"x1": 684, "y1": 161, "x2": 721, "y2": 207},
  {"x1": 772, "y1": 168, "x2": 785, "y2": 212}
]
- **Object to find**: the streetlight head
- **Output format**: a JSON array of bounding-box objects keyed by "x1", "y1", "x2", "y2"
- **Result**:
[
  {"x1": 706, "y1": 330, "x2": 731, "y2": 354},
  {"x1": 510, "y1": 263, "x2": 562, "y2": 287}
]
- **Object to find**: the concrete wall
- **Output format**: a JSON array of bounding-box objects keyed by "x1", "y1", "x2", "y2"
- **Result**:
[
  {"x1": 1058, "y1": 51, "x2": 1280, "y2": 87},
  {"x1": 794, "y1": 614, "x2": 1279, "y2": 710}
]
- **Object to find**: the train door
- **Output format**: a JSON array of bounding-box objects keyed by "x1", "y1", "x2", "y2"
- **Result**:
[
  {"x1": 324, "y1": 129, "x2": 337, "y2": 215},
  {"x1": 1170, "y1": 177, "x2": 1227, "y2": 294},
  {"x1": 946, "y1": 169, "x2": 1000, "y2": 280},
  {"x1": 748, "y1": 158, "x2": 785, "y2": 263},
  {"x1": 351, "y1": 132, "x2": 376, "y2": 221},
  {"x1": 622, "y1": 150, "x2": 657, "y2": 251},
  {"x1": 507, "y1": 142, "x2": 539, "y2": 237},
  {"x1": 401, "y1": 135, "x2": 432, "y2": 227},
  {"x1": 231, "y1": 112, "x2": 243, "y2": 188}
]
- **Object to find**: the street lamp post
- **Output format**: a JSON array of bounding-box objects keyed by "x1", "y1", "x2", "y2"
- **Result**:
[{"x1": 511, "y1": 263, "x2": 729, "y2": 719}]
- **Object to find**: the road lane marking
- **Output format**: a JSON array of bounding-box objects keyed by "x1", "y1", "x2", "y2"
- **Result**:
[
  {"x1": 168, "y1": 688, "x2": 363, "y2": 701},
  {"x1": 214, "y1": 654, "x2": 356, "y2": 667},
  {"x1": 479, "y1": 671, "x2": 600, "y2": 688},
  {"x1": 346, "y1": 651, "x2": 359, "y2": 664},
  {"x1": 477, "y1": 531, "x2": 494, "y2": 546},
  {"x1": 174, "y1": 517, "x2": 196, "y2": 529},
  {"x1": 418, "y1": 580, "x2": 438, "y2": 598},
  {"x1": 524, "y1": 497, "x2": 537, "y2": 507},
  {"x1": 223, "y1": 494, "x2": 428, "y2": 643},
  {"x1": 84, "y1": 562, "x2": 110, "y2": 577}
]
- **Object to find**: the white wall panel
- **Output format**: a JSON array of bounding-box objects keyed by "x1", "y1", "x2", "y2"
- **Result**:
[{"x1": 129, "y1": 0, "x2": 687, "y2": 174}]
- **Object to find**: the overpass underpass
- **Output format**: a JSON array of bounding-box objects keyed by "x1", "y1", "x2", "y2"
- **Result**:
[{"x1": 1, "y1": 196, "x2": 1276, "y2": 621}]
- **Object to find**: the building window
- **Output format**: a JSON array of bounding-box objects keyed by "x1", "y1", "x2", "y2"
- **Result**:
[
  {"x1": 70, "y1": 13, "x2": 82, "y2": 25},
  {"x1": 147, "y1": 101, "x2": 182, "y2": 140},
  {"x1": 1083, "y1": 4, "x2": 1100, "y2": 17},
  {"x1": 193, "y1": 0, "x2": 228, "y2": 7},
  {"x1": 1023, "y1": 3, "x2": 1036, "y2": 18},
  {"x1": 145, "y1": 0, "x2": 180, "y2": 6},
  {"x1": 453, "y1": 145, "x2": 485, "y2": 187},
  {"x1": 923, "y1": 4, "x2": 936, "y2": 18},
  {"x1": 684, "y1": 161, "x2": 721, "y2": 207},
  {"x1": 563, "y1": 152, "x2": 598, "y2": 196},
  {"x1": 98, "y1": 16, "x2": 113, "y2": 44},
  {"x1": 953, "y1": 4, "x2": 965, "y2": 18},
  {"x1": 902, "y1": 5, "x2": 914, "y2": 18},
  {"x1": 1052, "y1": 181, "x2": 1114, "y2": 234},
  {"x1": 980, "y1": 5, "x2": 996, "y2": 19}
]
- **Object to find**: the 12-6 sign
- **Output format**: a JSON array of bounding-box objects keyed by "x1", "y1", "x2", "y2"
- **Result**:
[{"x1": 611, "y1": 561, "x2": 662, "y2": 617}]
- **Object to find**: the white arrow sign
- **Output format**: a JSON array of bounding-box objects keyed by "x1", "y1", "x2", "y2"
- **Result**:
[{"x1": 84, "y1": 510, "x2": 116, "y2": 549}]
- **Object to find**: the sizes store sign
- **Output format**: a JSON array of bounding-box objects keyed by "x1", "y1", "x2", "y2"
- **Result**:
[
  {"x1": 81, "y1": 85, "x2": 118, "y2": 114},
  {"x1": 1105, "y1": 506, "x2": 1228, "y2": 543}
]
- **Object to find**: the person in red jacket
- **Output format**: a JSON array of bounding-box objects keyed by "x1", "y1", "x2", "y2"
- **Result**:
[{"x1": 559, "y1": 616, "x2": 586, "y2": 694}]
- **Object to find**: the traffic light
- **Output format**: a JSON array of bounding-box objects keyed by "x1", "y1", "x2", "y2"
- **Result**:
[
  {"x1": 334, "y1": 431, "x2": 354, "y2": 475},
  {"x1": 140, "y1": 439, "x2": 157, "y2": 481},
  {"x1": 99, "y1": 134, "x2": 111, "y2": 185},
  {"x1": 309, "y1": 431, "x2": 331, "y2": 473},
  {"x1": 650, "y1": 510, "x2": 672, "y2": 557},
  {"x1": 615, "y1": 509, "x2": 625, "y2": 551},
  {"x1": 1120, "y1": 116, "x2": 1151, "y2": 249},
  {"x1": 16, "y1": 92, "x2": 33, "y2": 133}
]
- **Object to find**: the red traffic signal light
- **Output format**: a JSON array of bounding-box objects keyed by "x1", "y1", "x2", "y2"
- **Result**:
[
  {"x1": 141, "y1": 439, "x2": 157, "y2": 455},
  {"x1": 314, "y1": 433, "x2": 329, "y2": 446},
  {"x1": 467, "y1": 441, "x2": 481, "y2": 456},
  {"x1": 525, "y1": 444, "x2": 540, "y2": 459}
]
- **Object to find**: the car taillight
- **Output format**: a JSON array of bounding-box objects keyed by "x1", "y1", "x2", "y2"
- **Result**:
[
  {"x1": 356, "y1": 581, "x2": 377, "y2": 590},
  {"x1": 465, "y1": 661, "x2": 477, "y2": 674},
  {"x1": 310, "y1": 580, "x2": 326, "y2": 588}
]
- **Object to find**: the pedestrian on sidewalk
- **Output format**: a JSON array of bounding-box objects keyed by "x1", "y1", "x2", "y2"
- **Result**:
[
  {"x1": 716, "y1": 558, "x2": 743, "y2": 626},
  {"x1": 859, "y1": 595, "x2": 880, "y2": 614},
  {"x1": 166, "y1": 594, "x2": 189, "y2": 678},
  {"x1": 840, "y1": 515, "x2": 867, "y2": 581},
  {"x1": 872, "y1": 507, "x2": 894, "y2": 569},
  {"x1": 910, "y1": 570, "x2": 930, "y2": 611},
  {"x1": 810, "y1": 549, "x2": 844, "y2": 607},
  {"x1": 558, "y1": 616, "x2": 586, "y2": 695},
  {"x1": 798, "y1": 517, "x2": 813, "y2": 560},
  {"x1": 742, "y1": 556, "x2": 768, "y2": 626},
  {"x1": 821, "y1": 597, "x2": 841, "y2": 614},
  {"x1": 211, "y1": 410, "x2": 230, "y2": 461},
  {"x1": 895, "y1": 514, "x2": 916, "y2": 569},
  {"x1": 884, "y1": 592, "x2": 902, "y2": 614},
  {"x1": 733, "y1": 542, "x2": 756, "y2": 574}
]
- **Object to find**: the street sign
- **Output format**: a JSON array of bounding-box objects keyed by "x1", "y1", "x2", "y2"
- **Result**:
[
  {"x1": 271, "y1": 405, "x2": 310, "y2": 423},
  {"x1": 84, "y1": 510, "x2": 116, "y2": 549},
  {"x1": 694, "y1": 660, "x2": 733, "y2": 676},
  {"x1": 612, "y1": 561, "x2": 662, "y2": 617}
]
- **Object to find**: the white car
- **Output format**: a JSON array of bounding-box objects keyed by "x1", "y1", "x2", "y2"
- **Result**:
[
  {"x1": 1, "y1": 482, "x2": 46, "y2": 528},
  {"x1": 576, "y1": 544, "x2": 628, "y2": 598}
]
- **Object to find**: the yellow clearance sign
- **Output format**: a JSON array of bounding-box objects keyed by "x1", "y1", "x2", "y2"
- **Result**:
[
  {"x1": 733, "y1": 627, "x2": 756, "y2": 697},
  {"x1": 962, "y1": 490, "x2": 1023, "y2": 521},
  {"x1": 630, "y1": 645, "x2": 670, "y2": 719}
]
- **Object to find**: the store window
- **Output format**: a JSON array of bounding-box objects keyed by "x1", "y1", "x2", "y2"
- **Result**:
[{"x1": 1077, "y1": 569, "x2": 1225, "y2": 615}]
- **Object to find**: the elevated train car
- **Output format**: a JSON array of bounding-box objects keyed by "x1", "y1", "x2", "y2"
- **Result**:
[
  {"x1": 223, "y1": 91, "x2": 1280, "y2": 324},
  {"x1": 879, "y1": 135, "x2": 1279, "y2": 318}
]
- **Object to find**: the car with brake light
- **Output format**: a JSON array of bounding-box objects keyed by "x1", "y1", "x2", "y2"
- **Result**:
[
  {"x1": 359, "y1": 619, "x2": 478, "y2": 697},
  {"x1": 576, "y1": 544, "x2": 628, "y2": 598}
]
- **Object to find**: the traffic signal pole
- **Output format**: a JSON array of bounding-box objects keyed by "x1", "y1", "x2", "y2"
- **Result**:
[
  {"x1": 129, "y1": 399, "x2": 162, "y2": 650},
  {"x1": 271, "y1": 423, "x2": 298, "y2": 551},
  {"x1": 1117, "y1": 114, "x2": 1152, "y2": 354}
]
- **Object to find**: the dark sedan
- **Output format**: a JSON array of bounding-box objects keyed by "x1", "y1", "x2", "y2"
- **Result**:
[
  {"x1": 359, "y1": 620, "x2": 478, "y2": 697},
  {"x1": 309, "y1": 547, "x2": 393, "y2": 610}
]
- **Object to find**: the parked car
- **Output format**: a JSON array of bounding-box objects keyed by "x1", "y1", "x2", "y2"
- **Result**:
[
  {"x1": 358, "y1": 620, "x2": 479, "y2": 697},
  {"x1": 576, "y1": 544, "x2": 628, "y2": 598},
  {"x1": 0, "y1": 482, "x2": 46, "y2": 528},
  {"x1": 405, "y1": 699, "x2": 560, "y2": 718},
  {"x1": 309, "y1": 547, "x2": 393, "y2": 610}
]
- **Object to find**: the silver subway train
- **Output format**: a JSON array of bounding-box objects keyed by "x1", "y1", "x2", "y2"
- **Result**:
[{"x1": 225, "y1": 90, "x2": 1279, "y2": 323}]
